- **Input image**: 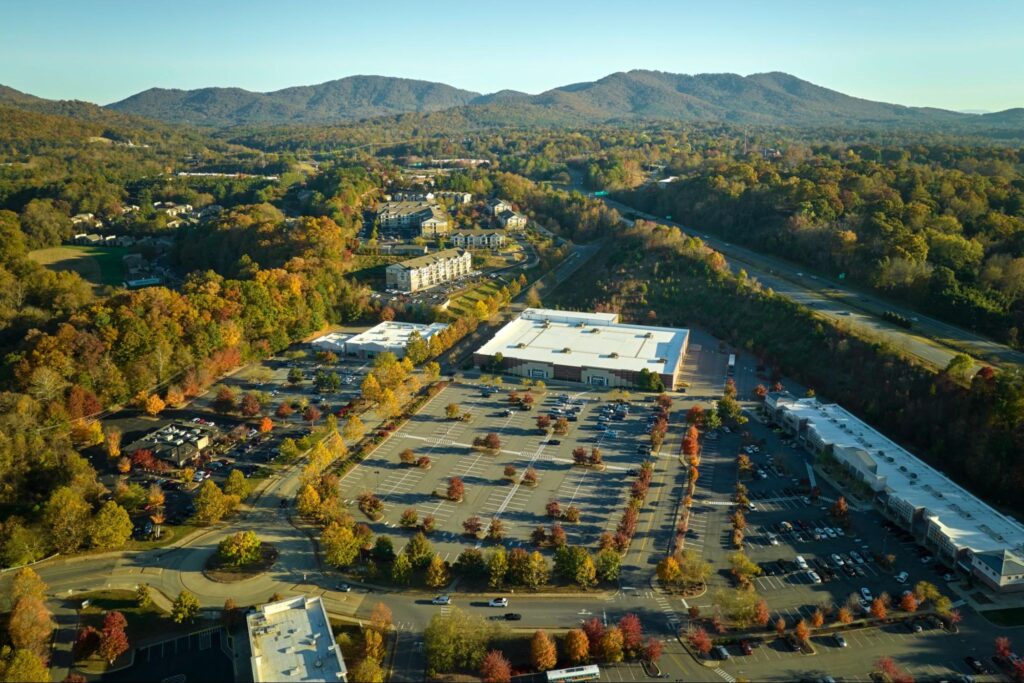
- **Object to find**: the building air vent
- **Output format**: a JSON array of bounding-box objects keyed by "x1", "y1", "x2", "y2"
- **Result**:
[
  {"x1": 562, "y1": 347, "x2": 571, "y2": 353},
  {"x1": 609, "y1": 352, "x2": 619, "y2": 358},
  {"x1": 516, "y1": 342, "x2": 527, "y2": 348},
  {"x1": 644, "y1": 332, "x2": 653, "y2": 338}
]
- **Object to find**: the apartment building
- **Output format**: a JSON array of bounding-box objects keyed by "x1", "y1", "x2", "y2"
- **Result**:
[
  {"x1": 451, "y1": 229, "x2": 506, "y2": 249},
  {"x1": 385, "y1": 248, "x2": 472, "y2": 293}
]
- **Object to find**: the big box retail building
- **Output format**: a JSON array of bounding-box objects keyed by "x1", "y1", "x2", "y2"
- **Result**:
[{"x1": 474, "y1": 308, "x2": 689, "y2": 389}]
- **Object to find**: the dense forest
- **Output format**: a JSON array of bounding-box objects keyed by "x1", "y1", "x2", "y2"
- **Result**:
[
  {"x1": 555, "y1": 220, "x2": 1024, "y2": 511},
  {"x1": 617, "y1": 142, "x2": 1024, "y2": 345}
]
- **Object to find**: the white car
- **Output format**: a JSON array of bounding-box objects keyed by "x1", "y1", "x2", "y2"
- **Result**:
[
  {"x1": 431, "y1": 595, "x2": 451, "y2": 605},
  {"x1": 746, "y1": 502, "x2": 757, "y2": 511},
  {"x1": 488, "y1": 598, "x2": 508, "y2": 608},
  {"x1": 850, "y1": 551, "x2": 865, "y2": 564},
  {"x1": 767, "y1": 534, "x2": 780, "y2": 546},
  {"x1": 895, "y1": 571, "x2": 909, "y2": 584},
  {"x1": 807, "y1": 570, "x2": 822, "y2": 584},
  {"x1": 860, "y1": 587, "x2": 873, "y2": 602},
  {"x1": 831, "y1": 553, "x2": 845, "y2": 567}
]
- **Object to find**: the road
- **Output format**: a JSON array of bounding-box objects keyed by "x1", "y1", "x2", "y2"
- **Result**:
[{"x1": 602, "y1": 197, "x2": 1024, "y2": 371}]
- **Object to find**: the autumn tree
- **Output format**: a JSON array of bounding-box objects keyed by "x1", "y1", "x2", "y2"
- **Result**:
[
  {"x1": 755, "y1": 599, "x2": 771, "y2": 626},
  {"x1": 342, "y1": 414, "x2": 365, "y2": 442},
  {"x1": 618, "y1": 613, "x2": 644, "y2": 657},
  {"x1": 794, "y1": 619, "x2": 810, "y2": 643},
  {"x1": 836, "y1": 607, "x2": 854, "y2": 625},
  {"x1": 9, "y1": 596, "x2": 54, "y2": 658},
  {"x1": 564, "y1": 628, "x2": 590, "y2": 664},
  {"x1": 870, "y1": 597, "x2": 887, "y2": 620},
  {"x1": 811, "y1": 608, "x2": 825, "y2": 628},
  {"x1": 480, "y1": 650, "x2": 512, "y2": 683},
  {"x1": 601, "y1": 626, "x2": 624, "y2": 663},
  {"x1": 688, "y1": 627, "x2": 713, "y2": 655},
  {"x1": 447, "y1": 477, "x2": 465, "y2": 501},
  {"x1": 531, "y1": 629, "x2": 558, "y2": 672},
  {"x1": 900, "y1": 592, "x2": 919, "y2": 613},
  {"x1": 98, "y1": 610, "x2": 130, "y2": 663},
  {"x1": 369, "y1": 602, "x2": 393, "y2": 634}
]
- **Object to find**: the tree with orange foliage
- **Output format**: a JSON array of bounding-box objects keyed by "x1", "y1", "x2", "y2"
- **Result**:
[
  {"x1": 479, "y1": 650, "x2": 511, "y2": 683},
  {"x1": 870, "y1": 597, "x2": 887, "y2": 620},
  {"x1": 144, "y1": 393, "x2": 166, "y2": 416},
  {"x1": 564, "y1": 628, "x2": 589, "y2": 664},
  {"x1": 811, "y1": 609, "x2": 825, "y2": 628},
  {"x1": 836, "y1": 607, "x2": 854, "y2": 625},
  {"x1": 900, "y1": 593, "x2": 919, "y2": 613},
  {"x1": 755, "y1": 600, "x2": 771, "y2": 626},
  {"x1": 258, "y1": 416, "x2": 273, "y2": 433},
  {"x1": 794, "y1": 619, "x2": 810, "y2": 643}
]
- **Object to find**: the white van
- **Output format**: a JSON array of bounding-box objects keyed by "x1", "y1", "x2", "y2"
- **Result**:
[{"x1": 795, "y1": 556, "x2": 809, "y2": 570}]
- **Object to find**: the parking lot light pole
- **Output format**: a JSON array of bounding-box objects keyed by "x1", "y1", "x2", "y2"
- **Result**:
[{"x1": 375, "y1": 469, "x2": 380, "y2": 493}]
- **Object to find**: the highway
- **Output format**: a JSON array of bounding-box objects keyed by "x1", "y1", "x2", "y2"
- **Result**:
[{"x1": 602, "y1": 197, "x2": 1024, "y2": 371}]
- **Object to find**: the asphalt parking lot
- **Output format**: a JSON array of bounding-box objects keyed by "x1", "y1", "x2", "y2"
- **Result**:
[
  {"x1": 103, "y1": 627, "x2": 233, "y2": 683},
  {"x1": 339, "y1": 381, "x2": 671, "y2": 562}
]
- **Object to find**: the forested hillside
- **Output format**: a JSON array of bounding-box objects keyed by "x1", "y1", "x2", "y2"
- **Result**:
[{"x1": 618, "y1": 142, "x2": 1024, "y2": 346}]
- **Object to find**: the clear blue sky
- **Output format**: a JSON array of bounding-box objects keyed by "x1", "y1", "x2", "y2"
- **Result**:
[{"x1": 1, "y1": 0, "x2": 1021, "y2": 111}]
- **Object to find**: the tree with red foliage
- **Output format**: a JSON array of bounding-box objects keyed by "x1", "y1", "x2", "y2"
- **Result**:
[
  {"x1": 484, "y1": 433, "x2": 501, "y2": 450},
  {"x1": 130, "y1": 449, "x2": 158, "y2": 471},
  {"x1": 98, "y1": 620, "x2": 129, "y2": 664},
  {"x1": 572, "y1": 447, "x2": 588, "y2": 465},
  {"x1": 303, "y1": 405, "x2": 321, "y2": 424},
  {"x1": 753, "y1": 384, "x2": 768, "y2": 400},
  {"x1": 685, "y1": 405, "x2": 704, "y2": 425},
  {"x1": 240, "y1": 393, "x2": 261, "y2": 417},
  {"x1": 447, "y1": 477, "x2": 464, "y2": 501},
  {"x1": 682, "y1": 425, "x2": 700, "y2": 459},
  {"x1": 546, "y1": 500, "x2": 561, "y2": 518},
  {"x1": 618, "y1": 613, "x2": 644, "y2": 656},
  {"x1": 582, "y1": 617, "x2": 605, "y2": 658},
  {"x1": 688, "y1": 627, "x2": 713, "y2": 655},
  {"x1": 537, "y1": 414, "x2": 552, "y2": 431},
  {"x1": 463, "y1": 516, "x2": 483, "y2": 536},
  {"x1": 995, "y1": 636, "x2": 1013, "y2": 660},
  {"x1": 275, "y1": 402, "x2": 293, "y2": 418},
  {"x1": 549, "y1": 524, "x2": 568, "y2": 548},
  {"x1": 643, "y1": 637, "x2": 663, "y2": 663}
]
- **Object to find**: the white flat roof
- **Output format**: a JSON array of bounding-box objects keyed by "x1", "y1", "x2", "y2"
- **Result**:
[
  {"x1": 776, "y1": 395, "x2": 1024, "y2": 555},
  {"x1": 311, "y1": 332, "x2": 353, "y2": 350},
  {"x1": 247, "y1": 596, "x2": 346, "y2": 682},
  {"x1": 345, "y1": 321, "x2": 447, "y2": 350},
  {"x1": 476, "y1": 309, "x2": 688, "y2": 376}
]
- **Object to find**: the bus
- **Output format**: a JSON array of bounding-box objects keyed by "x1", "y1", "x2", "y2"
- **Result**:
[
  {"x1": 546, "y1": 665, "x2": 601, "y2": 682},
  {"x1": 727, "y1": 354, "x2": 736, "y2": 375}
]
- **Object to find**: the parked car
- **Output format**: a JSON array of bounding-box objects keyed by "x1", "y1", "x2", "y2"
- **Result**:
[
  {"x1": 713, "y1": 645, "x2": 730, "y2": 660},
  {"x1": 895, "y1": 571, "x2": 909, "y2": 584},
  {"x1": 860, "y1": 587, "x2": 873, "y2": 601},
  {"x1": 964, "y1": 656, "x2": 987, "y2": 674},
  {"x1": 337, "y1": 583, "x2": 351, "y2": 592},
  {"x1": 833, "y1": 634, "x2": 847, "y2": 648},
  {"x1": 739, "y1": 640, "x2": 753, "y2": 656}
]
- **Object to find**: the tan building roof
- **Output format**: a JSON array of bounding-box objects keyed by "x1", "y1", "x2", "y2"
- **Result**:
[{"x1": 390, "y1": 248, "x2": 468, "y2": 270}]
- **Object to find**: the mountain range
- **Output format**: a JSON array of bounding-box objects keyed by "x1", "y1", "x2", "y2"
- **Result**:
[{"x1": 3, "y1": 71, "x2": 1023, "y2": 133}]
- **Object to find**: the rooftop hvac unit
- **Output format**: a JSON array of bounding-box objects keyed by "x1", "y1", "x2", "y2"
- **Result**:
[{"x1": 644, "y1": 332, "x2": 653, "y2": 338}]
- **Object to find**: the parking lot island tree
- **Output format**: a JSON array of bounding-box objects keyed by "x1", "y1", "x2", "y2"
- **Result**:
[
  {"x1": 425, "y1": 553, "x2": 450, "y2": 589},
  {"x1": 479, "y1": 649, "x2": 512, "y2": 683},
  {"x1": 447, "y1": 477, "x2": 465, "y2": 502},
  {"x1": 564, "y1": 628, "x2": 590, "y2": 664}
]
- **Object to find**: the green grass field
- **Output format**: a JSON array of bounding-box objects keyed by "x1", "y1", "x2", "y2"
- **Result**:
[
  {"x1": 28, "y1": 245, "x2": 126, "y2": 287},
  {"x1": 449, "y1": 279, "x2": 503, "y2": 317}
]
